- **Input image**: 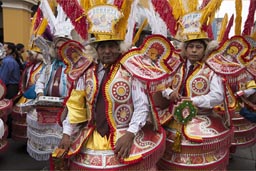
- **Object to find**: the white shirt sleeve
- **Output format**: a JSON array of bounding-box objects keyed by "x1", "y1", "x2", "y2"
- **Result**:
[
  {"x1": 62, "y1": 118, "x2": 76, "y2": 136},
  {"x1": 162, "y1": 88, "x2": 173, "y2": 100},
  {"x1": 244, "y1": 88, "x2": 256, "y2": 97},
  {"x1": 191, "y1": 73, "x2": 224, "y2": 108},
  {"x1": 127, "y1": 78, "x2": 149, "y2": 135},
  {"x1": 35, "y1": 66, "x2": 47, "y2": 95}
]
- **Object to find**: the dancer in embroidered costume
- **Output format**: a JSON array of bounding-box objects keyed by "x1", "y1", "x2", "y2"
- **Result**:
[
  {"x1": 153, "y1": 0, "x2": 235, "y2": 170},
  {"x1": 26, "y1": 1, "x2": 72, "y2": 161},
  {"x1": 52, "y1": 0, "x2": 172, "y2": 170}
]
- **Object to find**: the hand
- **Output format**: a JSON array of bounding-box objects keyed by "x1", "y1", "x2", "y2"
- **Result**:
[
  {"x1": 114, "y1": 131, "x2": 135, "y2": 160},
  {"x1": 58, "y1": 134, "x2": 71, "y2": 152},
  {"x1": 152, "y1": 91, "x2": 170, "y2": 109},
  {"x1": 239, "y1": 101, "x2": 245, "y2": 108},
  {"x1": 169, "y1": 90, "x2": 181, "y2": 103}
]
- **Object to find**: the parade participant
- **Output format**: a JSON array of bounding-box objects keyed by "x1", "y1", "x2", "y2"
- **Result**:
[
  {"x1": 154, "y1": 1, "x2": 234, "y2": 170},
  {"x1": 26, "y1": 36, "x2": 71, "y2": 161},
  {"x1": 0, "y1": 42, "x2": 20, "y2": 139},
  {"x1": 26, "y1": 2, "x2": 73, "y2": 161},
  {"x1": 11, "y1": 3, "x2": 54, "y2": 142},
  {"x1": 53, "y1": 1, "x2": 167, "y2": 170},
  {"x1": 215, "y1": 0, "x2": 256, "y2": 152},
  {"x1": 15, "y1": 43, "x2": 26, "y2": 73},
  {"x1": 0, "y1": 42, "x2": 20, "y2": 99}
]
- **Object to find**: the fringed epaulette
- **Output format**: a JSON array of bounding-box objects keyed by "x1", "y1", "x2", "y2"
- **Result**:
[{"x1": 121, "y1": 34, "x2": 181, "y2": 93}]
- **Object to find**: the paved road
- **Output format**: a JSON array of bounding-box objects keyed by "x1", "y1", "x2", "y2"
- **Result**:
[{"x1": 0, "y1": 139, "x2": 255, "y2": 170}]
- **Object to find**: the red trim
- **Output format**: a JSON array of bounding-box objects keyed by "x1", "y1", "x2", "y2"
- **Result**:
[{"x1": 158, "y1": 149, "x2": 229, "y2": 170}]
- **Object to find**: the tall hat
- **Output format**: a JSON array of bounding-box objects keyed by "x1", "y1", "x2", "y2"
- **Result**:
[
  {"x1": 160, "y1": 0, "x2": 224, "y2": 42},
  {"x1": 56, "y1": 0, "x2": 173, "y2": 46},
  {"x1": 56, "y1": 0, "x2": 134, "y2": 43}
]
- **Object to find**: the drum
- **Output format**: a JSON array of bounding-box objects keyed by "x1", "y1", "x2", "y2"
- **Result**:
[
  {"x1": 158, "y1": 106, "x2": 234, "y2": 171},
  {"x1": 0, "y1": 99, "x2": 13, "y2": 152},
  {"x1": 231, "y1": 111, "x2": 256, "y2": 148},
  {"x1": 26, "y1": 96, "x2": 64, "y2": 161}
]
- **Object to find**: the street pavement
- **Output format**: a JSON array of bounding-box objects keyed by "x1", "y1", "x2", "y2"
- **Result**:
[{"x1": 0, "y1": 138, "x2": 255, "y2": 170}]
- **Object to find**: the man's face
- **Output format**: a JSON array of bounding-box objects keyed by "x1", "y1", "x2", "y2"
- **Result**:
[
  {"x1": 97, "y1": 41, "x2": 121, "y2": 65},
  {"x1": 185, "y1": 40, "x2": 206, "y2": 64}
]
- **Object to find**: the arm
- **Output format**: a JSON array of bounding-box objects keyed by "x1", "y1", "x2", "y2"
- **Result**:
[
  {"x1": 58, "y1": 116, "x2": 77, "y2": 151},
  {"x1": 0, "y1": 59, "x2": 12, "y2": 84},
  {"x1": 191, "y1": 73, "x2": 224, "y2": 108},
  {"x1": 114, "y1": 78, "x2": 149, "y2": 159},
  {"x1": 59, "y1": 77, "x2": 87, "y2": 151},
  {"x1": 240, "y1": 107, "x2": 256, "y2": 123}
]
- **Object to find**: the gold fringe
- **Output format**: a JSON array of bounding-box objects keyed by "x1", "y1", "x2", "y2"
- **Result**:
[
  {"x1": 217, "y1": 13, "x2": 228, "y2": 42},
  {"x1": 132, "y1": 19, "x2": 148, "y2": 46},
  {"x1": 235, "y1": 0, "x2": 242, "y2": 35}
]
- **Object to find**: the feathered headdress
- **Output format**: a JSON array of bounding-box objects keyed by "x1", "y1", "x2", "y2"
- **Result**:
[
  {"x1": 40, "y1": 0, "x2": 74, "y2": 39},
  {"x1": 161, "y1": 0, "x2": 223, "y2": 42},
  {"x1": 29, "y1": 6, "x2": 53, "y2": 53},
  {"x1": 56, "y1": 0, "x2": 173, "y2": 47}
]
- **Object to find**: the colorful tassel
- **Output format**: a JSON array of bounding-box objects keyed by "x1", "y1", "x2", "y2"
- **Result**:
[{"x1": 172, "y1": 131, "x2": 182, "y2": 152}]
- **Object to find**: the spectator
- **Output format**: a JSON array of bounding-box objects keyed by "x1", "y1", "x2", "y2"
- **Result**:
[
  {"x1": 16, "y1": 43, "x2": 26, "y2": 73},
  {"x1": 0, "y1": 42, "x2": 20, "y2": 99}
]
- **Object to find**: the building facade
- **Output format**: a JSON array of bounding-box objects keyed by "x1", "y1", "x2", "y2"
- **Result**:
[{"x1": 0, "y1": 0, "x2": 38, "y2": 49}]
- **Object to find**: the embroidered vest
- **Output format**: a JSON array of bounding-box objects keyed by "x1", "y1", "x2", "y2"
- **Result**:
[
  {"x1": 68, "y1": 63, "x2": 165, "y2": 165},
  {"x1": 171, "y1": 63, "x2": 213, "y2": 97},
  {"x1": 84, "y1": 64, "x2": 134, "y2": 129}
]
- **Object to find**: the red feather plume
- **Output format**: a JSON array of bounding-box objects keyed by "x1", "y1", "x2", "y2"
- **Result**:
[
  {"x1": 222, "y1": 14, "x2": 234, "y2": 45},
  {"x1": 242, "y1": 0, "x2": 256, "y2": 36},
  {"x1": 152, "y1": 0, "x2": 177, "y2": 36},
  {"x1": 57, "y1": 0, "x2": 88, "y2": 40}
]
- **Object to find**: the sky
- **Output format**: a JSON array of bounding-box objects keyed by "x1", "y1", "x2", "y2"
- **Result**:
[{"x1": 214, "y1": 0, "x2": 255, "y2": 36}]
